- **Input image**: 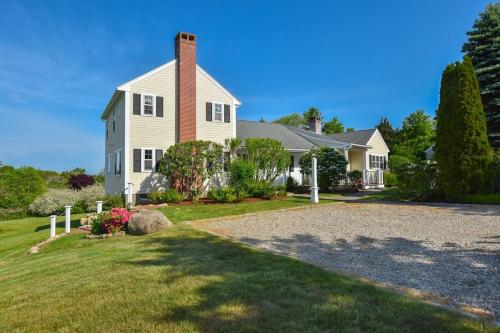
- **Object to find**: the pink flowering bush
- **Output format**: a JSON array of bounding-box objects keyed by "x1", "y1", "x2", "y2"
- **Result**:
[{"x1": 91, "y1": 208, "x2": 135, "y2": 235}]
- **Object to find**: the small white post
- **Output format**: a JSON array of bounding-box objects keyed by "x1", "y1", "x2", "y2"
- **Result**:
[
  {"x1": 127, "y1": 182, "x2": 133, "y2": 207},
  {"x1": 50, "y1": 215, "x2": 56, "y2": 238},
  {"x1": 96, "y1": 201, "x2": 103, "y2": 214},
  {"x1": 65, "y1": 206, "x2": 71, "y2": 233},
  {"x1": 311, "y1": 157, "x2": 319, "y2": 204}
]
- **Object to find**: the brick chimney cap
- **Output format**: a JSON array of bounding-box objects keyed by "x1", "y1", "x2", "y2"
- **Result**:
[{"x1": 175, "y1": 32, "x2": 197, "y2": 44}]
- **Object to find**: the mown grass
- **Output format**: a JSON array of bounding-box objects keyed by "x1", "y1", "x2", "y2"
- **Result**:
[
  {"x1": 0, "y1": 207, "x2": 494, "y2": 332},
  {"x1": 159, "y1": 196, "x2": 332, "y2": 223}
]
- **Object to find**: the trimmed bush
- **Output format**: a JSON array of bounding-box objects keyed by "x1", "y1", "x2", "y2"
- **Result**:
[
  {"x1": 286, "y1": 176, "x2": 297, "y2": 192},
  {"x1": 208, "y1": 187, "x2": 244, "y2": 203},
  {"x1": 247, "y1": 181, "x2": 276, "y2": 199},
  {"x1": 394, "y1": 161, "x2": 439, "y2": 201},
  {"x1": 228, "y1": 159, "x2": 255, "y2": 197},
  {"x1": 102, "y1": 194, "x2": 125, "y2": 211},
  {"x1": 347, "y1": 170, "x2": 363, "y2": 189},
  {"x1": 69, "y1": 174, "x2": 95, "y2": 190},
  {"x1": 383, "y1": 172, "x2": 398, "y2": 187},
  {"x1": 148, "y1": 189, "x2": 182, "y2": 204}
]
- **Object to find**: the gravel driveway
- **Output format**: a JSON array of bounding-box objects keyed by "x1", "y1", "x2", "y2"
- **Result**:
[{"x1": 194, "y1": 202, "x2": 500, "y2": 319}]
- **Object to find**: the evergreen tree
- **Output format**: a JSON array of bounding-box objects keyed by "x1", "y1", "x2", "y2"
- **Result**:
[
  {"x1": 322, "y1": 116, "x2": 344, "y2": 134},
  {"x1": 435, "y1": 57, "x2": 493, "y2": 200},
  {"x1": 462, "y1": 4, "x2": 500, "y2": 149},
  {"x1": 303, "y1": 107, "x2": 322, "y2": 122},
  {"x1": 376, "y1": 117, "x2": 399, "y2": 150}
]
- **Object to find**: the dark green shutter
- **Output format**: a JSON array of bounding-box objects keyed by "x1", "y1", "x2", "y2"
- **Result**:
[
  {"x1": 224, "y1": 104, "x2": 230, "y2": 123},
  {"x1": 156, "y1": 96, "x2": 163, "y2": 117},
  {"x1": 133, "y1": 94, "x2": 141, "y2": 115},
  {"x1": 206, "y1": 102, "x2": 212, "y2": 121},
  {"x1": 155, "y1": 149, "x2": 163, "y2": 172},
  {"x1": 133, "y1": 149, "x2": 141, "y2": 172}
]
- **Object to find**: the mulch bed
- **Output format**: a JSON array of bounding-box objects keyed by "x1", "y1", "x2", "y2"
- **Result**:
[{"x1": 134, "y1": 195, "x2": 288, "y2": 209}]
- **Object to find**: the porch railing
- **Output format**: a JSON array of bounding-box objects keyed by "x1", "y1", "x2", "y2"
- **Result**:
[{"x1": 363, "y1": 170, "x2": 384, "y2": 188}]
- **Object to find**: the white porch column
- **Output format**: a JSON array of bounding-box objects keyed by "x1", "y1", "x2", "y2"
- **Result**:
[
  {"x1": 64, "y1": 206, "x2": 71, "y2": 233},
  {"x1": 344, "y1": 148, "x2": 350, "y2": 172},
  {"x1": 311, "y1": 157, "x2": 319, "y2": 204},
  {"x1": 50, "y1": 215, "x2": 56, "y2": 238},
  {"x1": 377, "y1": 169, "x2": 384, "y2": 188},
  {"x1": 96, "y1": 201, "x2": 103, "y2": 214}
]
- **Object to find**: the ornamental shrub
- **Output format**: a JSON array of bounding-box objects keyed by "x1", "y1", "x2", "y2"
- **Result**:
[
  {"x1": 228, "y1": 159, "x2": 255, "y2": 197},
  {"x1": 102, "y1": 194, "x2": 125, "y2": 211},
  {"x1": 69, "y1": 174, "x2": 95, "y2": 190},
  {"x1": 91, "y1": 208, "x2": 134, "y2": 235},
  {"x1": 148, "y1": 189, "x2": 182, "y2": 204},
  {"x1": 247, "y1": 181, "x2": 276, "y2": 199},
  {"x1": 158, "y1": 140, "x2": 223, "y2": 200},
  {"x1": 300, "y1": 148, "x2": 348, "y2": 190},
  {"x1": 347, "y1": 170, "x2": 363, "y2": 189},
  {"x1": 208, "y1": 187, "x2": 239, "y2": 203},
  {"x1": 383, "y1": 172, "x2": 398, "y2": 187},
  {"x1": 394, "y1": 161, "x2": 439, "y2": 201},
  {"x1": 244, "y1": 138, "x2": 289, "y2": 183},
  {"x1": 286, "y1": 176, "x2": 297, "y2": 192}
]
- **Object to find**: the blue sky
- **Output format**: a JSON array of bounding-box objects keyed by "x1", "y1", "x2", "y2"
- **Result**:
[{"x1": 0, "y1": 0, "x2": 490, "y2": 173}]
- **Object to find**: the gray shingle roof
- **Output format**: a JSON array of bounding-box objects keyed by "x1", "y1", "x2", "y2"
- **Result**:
[
  {"x1": 236, "y1": 120, "x2": 315, "y2": 150},
  {"x1": 329, "y1": 129, "x2": 377, "y2": 145},
  {"x1": 286, "y1": 126, "x2": 351, "y2": 148}
]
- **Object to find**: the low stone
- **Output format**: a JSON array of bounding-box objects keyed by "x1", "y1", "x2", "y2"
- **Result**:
[{"x1": 128, "y1": 209, "x2": 171, "y2": 235}]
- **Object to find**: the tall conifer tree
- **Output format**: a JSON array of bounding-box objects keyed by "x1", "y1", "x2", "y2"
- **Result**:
[
  {"x1": 436, "y1": 57, "x2": 493, "y2": 200},
  {"x1": 462, "y1": 4, "x2": 500, "y2": 149}
]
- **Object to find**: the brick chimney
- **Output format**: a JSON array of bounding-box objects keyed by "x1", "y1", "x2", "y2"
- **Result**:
[
  {"x1": 175, "y1": 32, "x2": 197, "y2": 142},
  {"x1": 309, "y1": 117, "x2": 322, "y2": 134}
]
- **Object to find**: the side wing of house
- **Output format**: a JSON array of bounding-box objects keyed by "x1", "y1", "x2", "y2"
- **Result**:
[
  {"x1": 104, "y1": 92, "x2": 126, "y2": 194},
  {"x1": 365, "y1": 130, "x2": 389, "y2": 170}
]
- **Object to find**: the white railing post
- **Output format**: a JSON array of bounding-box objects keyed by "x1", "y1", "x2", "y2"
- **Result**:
[
  {"x1": 50, "y1": 215, "x2": 56, "y2": 238},
  {"x1": 378, "y1": 169, "x2": 384, "y2": 187},
  {"x1": 96, "y1": 201, "x2": 103, "y2": 214},
  {"x1": 65, "y1": 206, "x2": 71, "y2": 233},
  {"x1": 127, "y1": 182, "x2": 133, "y2": 207},
  {"x1": 311, "y1": 157, "x2": 319, "y2": 204}
]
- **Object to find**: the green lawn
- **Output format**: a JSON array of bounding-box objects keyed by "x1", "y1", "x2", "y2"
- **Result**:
[
  {"x1": 159, "y1": 196, "x2": 332, "y2": 223},
  {"x1": 0, "y1": 205, "x2": 494, "y2": 332}
]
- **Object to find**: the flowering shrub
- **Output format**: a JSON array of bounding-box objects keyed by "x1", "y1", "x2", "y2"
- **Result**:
[
  {"x1": 91, "y1": 208, "x2": 134, "y2": 235},
  {"x1": 69, "y1": 174, "x2": 95, "y2": 190}
]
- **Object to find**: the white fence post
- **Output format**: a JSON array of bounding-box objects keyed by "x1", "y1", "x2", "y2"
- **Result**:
[
  {"x1": 50, "y1": 215, "x2": 56, "y2": 238},
  {"x1": 65, "y1": 206, "x2": 71, "y2": 233},
  {"x1": 311, "y1": 157, "x2": 319, "y2": 204},
  {"x1": 96, "y1": 201, "x2": 103, "y2": 214},
  {"x1": 127, "y1": 182, "x2": 133, "y2": 207}
]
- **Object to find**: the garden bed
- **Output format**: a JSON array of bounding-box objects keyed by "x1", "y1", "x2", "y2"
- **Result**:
[{"x1": 171, "y1": 195, "x2": 288, "y2": 206}]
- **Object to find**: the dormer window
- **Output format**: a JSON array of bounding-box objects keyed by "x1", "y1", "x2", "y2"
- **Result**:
[{"x1": 142, "y1": 94, "x2": 155, "y2": 116}]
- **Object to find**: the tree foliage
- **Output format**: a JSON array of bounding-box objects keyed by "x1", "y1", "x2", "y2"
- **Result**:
[
  {"x1": 272, "y1": 113, "x2": 307, "y2": 127},
  {"x1": 0, "y1": 166, "x2": 46, "y2": 210},
  {"x1": 299, "y1": 148, "x2": 348, "y2": 190},
  {"x1": 376, "y1": 117, "x2": 399, "y2": 150},
  {"x1": 245, "y1": 138, "x2": 289, "y2": 183},
  {"x1": 462, "y1": 3, "x2": 500, "y2": 149},
  {"x1": 395, "y1": 110, "x2": 435, "y2": 159},
  {"x1": 303, "y1": 107, "x2": 322, "y2": 122},
  {"x1": 322, "y1": 116, "x2": 344, "y2": 134},
  {"x1": 158, "y1": 140, "x2": 223, "y2": 200},
  {"x1": 435, "y1": 57, "x2": 493, "y2": 200}
]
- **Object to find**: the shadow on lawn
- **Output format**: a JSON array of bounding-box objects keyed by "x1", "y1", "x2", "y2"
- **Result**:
[
  {"x1": 34, "y1": 218, "x2": 81, "y2": 232},
  {"x1": 126, "y1": 227, "x2": 488, "y2": 332}
]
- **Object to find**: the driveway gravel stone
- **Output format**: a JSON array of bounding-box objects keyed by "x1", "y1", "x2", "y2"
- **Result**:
[{"x1": 195, "y1": 202, "x2": 500, "y2": 319}]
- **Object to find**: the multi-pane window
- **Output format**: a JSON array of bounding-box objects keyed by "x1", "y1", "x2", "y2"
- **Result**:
[
  {"x1": 107, "y1": 154, "x2": 111, "y2": 174},
  {"x1": 143, "y1": 149, "x2": 153, "y2": 171},
  {"x1": 112, "y1": 111, "x2": 116, "y2": 132},
  {"x1": 370, "y1": 155, "x2": 385, "y2": 169},
  {"x1": 289, "y1": 155, "x2": 294, "y2": 172},
  {"x1": 143, "y1": 95, "x2": 154, "y2": 115},
  {"x1": 114, "y1": 150, "x2": 121, "y2": 175},
  {"x1": 214, "y1": 103, "x2": 222, "y2": 122}
]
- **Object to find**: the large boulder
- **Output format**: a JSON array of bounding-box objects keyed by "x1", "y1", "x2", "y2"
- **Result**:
[{"x1": 128, "y1": 209, "x2": 171, "y2": 235}]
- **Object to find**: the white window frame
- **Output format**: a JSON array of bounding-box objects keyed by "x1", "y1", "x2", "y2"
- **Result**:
[
  {"x1": 141, "y1": 147, "x2": 156, "y2": 173},
  {"x1": 370, "y1": 154, "x2": 385, "y2": 170},
  {"x1": 212, "y1": 102, "x2": 223, "y2": 122},
  {"x1": 114, "y1": 149, "x2": 122, "y2": 175},
  {"x1": 141, "y1": 93, "x2": 156, "y2": 117},
  {"x1": 107, "y1": 154, "x2": 111, "y2": 174}
]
